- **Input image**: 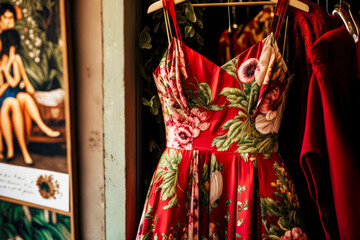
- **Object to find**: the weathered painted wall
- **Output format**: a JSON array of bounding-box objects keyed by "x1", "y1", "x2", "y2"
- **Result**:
[
  {"x1": 103, "y1": 0, "x2": 127, "y2": 238},
  {"x1": 74, "y1": 0, "x2": 136, "y2": 237},
  {"x1": 103, "y1": 0, "x2": 137, "y2": 238},
  {"x1": 73, "y1": 0, "x2": 105, "y2": 238}
]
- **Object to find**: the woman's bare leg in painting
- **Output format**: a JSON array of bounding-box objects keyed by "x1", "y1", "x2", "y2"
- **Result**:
[
  {"x1": 1, "y1": 99, "x2": 14, "y2": 159},
  {"x1": 23, "y1": 107, "x2": 32, "y2": 138},
  {"x1": 0, "y1": 129, "x2": 4, "y2": 160},
  {"x1": 16, "y1": 92, "x2": 60, "y2": 138},
  {"x1": 1, "y1": 97, "x2": 33, "y2": 165}
]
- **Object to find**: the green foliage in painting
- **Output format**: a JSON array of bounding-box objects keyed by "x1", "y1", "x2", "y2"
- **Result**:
[
  {"x1": 0, "y1": 201, "x2": 71, "y2": 240},
  {"x1": 9, "y1": 0, "x2": 64, "y2": 90}
]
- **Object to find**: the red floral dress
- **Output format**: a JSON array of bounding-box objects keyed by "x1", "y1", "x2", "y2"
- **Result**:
[{"x1": 137, "y1": 0, "x2": 307, "y2": 239}]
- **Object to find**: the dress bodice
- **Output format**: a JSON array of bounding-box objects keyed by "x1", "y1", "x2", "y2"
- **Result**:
[{"x1": 153, "y1": 34, "x2": 292, "y2": 153}]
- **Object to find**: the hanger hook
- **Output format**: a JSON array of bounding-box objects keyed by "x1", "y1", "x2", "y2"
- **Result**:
[
  {"x1": 228, "y1": 0, "x2": 232, "y2": 33},
  {"x1": 332, "y1": 1, "x2": 359, "y2": 43}
]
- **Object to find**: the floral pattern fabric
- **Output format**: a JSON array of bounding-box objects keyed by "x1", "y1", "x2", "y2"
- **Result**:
[{"x1": 137, "y1": 33, "x2": 307, "y2": 240}]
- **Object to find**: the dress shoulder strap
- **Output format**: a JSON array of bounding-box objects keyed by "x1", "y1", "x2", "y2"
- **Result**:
[
  {"x1": 162, "y1": 0, "x2": 183, "y2": 43},
  {"x1": 269, "y1": 0, "x2": 290, "y2": 40}
]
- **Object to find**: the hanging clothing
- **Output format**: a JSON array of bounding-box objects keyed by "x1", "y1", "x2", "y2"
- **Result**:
[
  {"x1": 278, "y1": 1, "x2": 338, "y2": 238},
  {"x1": 137, "y1": 0, "x2": 308, "y2": 239},
  {"x1": 232, "y1": 7, "x2": 274, "y2": 58},
  {"x1": 217, "y1": 7, "x2": 274, "y2": 66},
  {"x1": 217, "y1": 29, "x2": 234, "y2": 65},
  {"x1": 280, "y1": 0, "x2": 337, "y2": 156},
  {"x1": 300, "y1": 27, "x2": 360, "y2": 240},
  {"x1": 280, "y1": 0, "x2": 336, "y2": 163}
]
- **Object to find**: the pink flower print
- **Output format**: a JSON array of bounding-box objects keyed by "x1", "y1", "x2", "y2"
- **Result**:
[
  {"x1": 191, "y1": 108, "x2": 209, "y2": 122},
  {"x1": 166, "y1": 85, "x2": 173, "y2": 94},
  {"x1": 182, "y1": 227, "x2": 188, "y2": 239},
  {"x1": 176, "y1": 40, "x2": 188, "y2": 79},
  {"x1": 255, "y1": 87, "x2": 283, "y2": 134},
  {"x1": 189, "y1": 110, "x2": 210, "y2": 132},
  {"x1": 168, "y1": 77, "x2": 180, "y2": 97},
  {"x1": 192, "y1": 126, "x2": 201, "y2": 138},
  {"x1": 162, "y1": 95, "x2": 178, "y2": 110},
  {"x1": 174, "y1": 124, "x2": 194, "y2": 150},
  {"x1": 164, "y1": 114, "x2": 174, "y2": 127},
  {"x1": 258, "y1": 87, "x2": 281, "y2": 114},
  {"x1": 172, "y1": 120, "x2": 209, "y2": 150},
  {"x1": 209, "y1": 223, "x2": 216, "y2": 236},
  {"x1": 167, "y1": 107, "x2": 210, "y2": 149},
  {"x1": 190, "y1": 108, "x2": 201, "y2": 117},
  {"x1": 171, "y1": 109, "x2": 187, "y2": 125},
  {"x1": 200, "y1": 112, "x2": 208, "y2": 122},
  {"x1": 188, "y1": 115, "x2": 210, "y2": 133},
  {"x1": 200, "y1": 122, "x2": 210, "y2": 131},
  {"x1": 159, "y1": 58, "x2": 168, "y2": 78},
  {"x1": 280, "y1": 228, "x2": 308, "y2": 240},
  {"x1": 238, "y1": 58, "x2": 259, "y2": 84}
]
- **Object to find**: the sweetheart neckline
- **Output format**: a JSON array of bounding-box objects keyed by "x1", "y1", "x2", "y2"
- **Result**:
[
  {"x1": 153, "y1": 33, "x2": 290, "y2": 104},
  {"x1": 153, "y1": 35, "x2": 265, "y2": 87},
  {"x1": 153, "y1": 33, "x2": 283, "y2": 78}
]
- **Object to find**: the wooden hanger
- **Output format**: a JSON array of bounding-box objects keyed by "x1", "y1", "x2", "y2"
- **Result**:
[{"x1": 147, "y1": 0, "x2": 309, "y2": 14}]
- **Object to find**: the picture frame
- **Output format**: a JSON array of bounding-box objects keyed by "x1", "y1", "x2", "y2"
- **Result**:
[{"x1": 0, "y1": 0, "x2": 77, "y2": 239}]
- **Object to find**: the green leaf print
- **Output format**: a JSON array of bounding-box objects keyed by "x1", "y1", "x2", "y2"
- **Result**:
[
  {"x1": 221, "y1": 112, "x2": 247, "y2": 130},
  {"x1": 212, "y1": 112, "x2": 249, "y2": 151},
  {"x1": 220, "y1": 87, "x2": 248, "y2": 110},
  {"x1": 261, "y1": 162, "x2": 307, "y2": 239},
  {"x1": 198, "y1": 82, "x2": 213, "y2": 104},
  {"x1": 236, "y1": 134, "x2": 277, "y2": 153},
  {"x1": 210, "y1": 154, "x2": 223, "y2": 172},
  {"x1": 163, "y1": 197, "x2": 179, "y2": 210},
  {"x1": 144, "y1": 205, "x2": 153, "y2": 219},
  {"x1": 211, "y1": 61, "x2": 282, "y2": 153},
  {"x1": 263, "y1": 154, "x2": 272, "y2": 160},
  {"x1": 188, "y1": 81, "x2": 224, "y2": 111},
  {"x1": 260, "y1": 198, "x2": 283, "y2": 218},
  {"x1": 221, "y1": 56, "x2": 239, "y2": 80},
  {"x1": 246, "y1": 81, "x2": 260, "y2": 115},
  {"x1": 141, "y1": 230, "x2": 153, "y2": 240},
  {"x1": 212, "y1": 82, "x2": 262, "y2": 152},
  {"x1": 155, "y1": 149, "x2": 183, "y2": 209},
  {"x1": 201, "y1": 162, "x2": 209, "y2": 183}
]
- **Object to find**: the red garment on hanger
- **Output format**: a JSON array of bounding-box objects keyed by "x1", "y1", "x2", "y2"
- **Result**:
[
  {"x1": 217, "y1": 29, "x2": 232, "y2": 65},
  {"x1": 301, "y1": 27, "x2": 360, "y2": 240},
  {"x1": 279, "y1": 2, "x2": 338, "y2": 238},
  {"x1": 137, "y1": 0, "x2": 309, "y2": 239},
  {"x1": 280, "y1": 0, "x2": 337, "y2": 157},
  {"x1": 232, "y1": 7, "x2": 274, "y2": 58}
]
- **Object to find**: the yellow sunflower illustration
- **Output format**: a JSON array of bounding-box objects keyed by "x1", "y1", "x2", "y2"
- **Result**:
[{"x1": 36, "y1": 175, "x2": 60, "y2": 199}]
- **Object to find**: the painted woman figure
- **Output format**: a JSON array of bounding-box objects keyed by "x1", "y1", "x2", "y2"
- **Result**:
[{"x1": 0, "y1": 29, "x2": 60, "y2": 165}]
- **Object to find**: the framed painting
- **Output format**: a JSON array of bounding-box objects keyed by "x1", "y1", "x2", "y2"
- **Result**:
[{"x1": 0, "y1": 0, "x2": 77, "y2": 239}]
